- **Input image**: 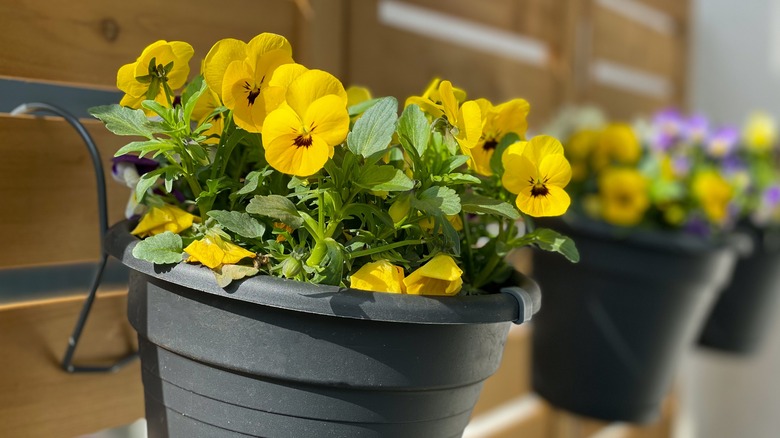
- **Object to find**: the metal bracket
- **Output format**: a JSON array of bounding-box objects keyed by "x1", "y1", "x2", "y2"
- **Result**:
[{"x1": 11, "y1": 102, "x2": 138, "y2": 373}]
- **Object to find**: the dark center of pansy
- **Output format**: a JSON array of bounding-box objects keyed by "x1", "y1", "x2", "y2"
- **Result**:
[
  {"x1": 294, "y1": 134, "x2": 314, "y2": 148},
  {"x1": 529, "y1": 176, "x2": 551, "y2": 198},
  {"x1": 482, "y1": 139, "x2": 498, "y2": 151},
  {"x1": 243, "y1": 81, "x2": 261, "y2": 106},
  {"x1": 615, "y1": 192, "x2": 633, "y2": 207}
]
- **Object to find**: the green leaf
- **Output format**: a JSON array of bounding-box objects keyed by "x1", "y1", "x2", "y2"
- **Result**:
[
  {"x1": 306, "y1": 238, "x2": 345, "y2": 286},
  {"x1": 436, "y1": 173, "x2": 481, "y2": 185},
  {"x1": 347, "y1": 96, "x2": 398, "y2": 160},
  {"x1": 526, "y1": 228, "x2": 580, "y2": 263},
  {"x1": 246, "y1": 195, "x2": 303, "y2": 229},
  {"x1": 162, "y1": 166, "x2": 181, "y2": 192},
  {"x1": 235, "y1": 170, "x2": 267, "y2": 196},
  {"x1": 114, "y1": 139, "x2": 173, "y2": 158},
  {"x1": 135, "y1": 168, "x2": 166, "y2": 202},
  {"x1": 489, "y1": 132, "x2": 521, "y2": 176},
  {"x1": 412, "y1": 186, "x2": 461, "y2": 216},
  {"x1": 348, "y1": 97, "x2": 380, "y2": 117},
  {"x1": 443, "y1": 155, "x2": 470, "y2": 173},
  {"x1": 141, "y1": 100, "x2": 174, "y2": 125},
  {"x1": 461, "y1": 193, "x2": 520, "y2": 220},
  {"x1": 89, "y1": 104, "x2": 159, "y2": 139},
  {"x1": 356, "y1": 165, "x2": 415, "y2": 192},
  {"x1": 208, "y1": 210, "x2": 266, "y2": 239},
  {"x1": 131, "y1": 231, "x2": 183, "y2": 264},
  {"x1": 181, "y1": 75, "x2": 208, "y2": 123},
  {"x1": 397, "y1": 104, "x2": 430, "y2": 157}
]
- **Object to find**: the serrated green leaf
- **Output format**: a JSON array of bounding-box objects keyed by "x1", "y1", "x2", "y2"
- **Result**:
[
  {"x1": 235, "y1": 170, "x2": 266, "y2": 196},
  {"x1": 214, "y1": 264, "x2": 259, "y2": 287},
  {"x1": 489, "y1": 132, "x2": 521, "y2": 176},
  {"x1": 461, "y1": 193, "x2": 520, "y2": 220},
  {"x1": 526, "y1": 228, "x2": 580, "y2": 263},
  {"x1": 246, "y1": 195, "x2": 303, "y2": 229},
  {"x1": 208, "y1": 210, "x2": 265, "y2": 239},
  {"x1": 356, "y1": 165, "x2": 415, "y2": 192},
  {"x1": 412, "y1": 186, "x2": 461, "y2": 216},
  {"x1": 132, "y1": 231, "x2": 183, "y2": 264},
  {"x1": 397, "y1": 104, "x2": 430, "y2": 157},
  {"x1": 439, "y1": 173, "x2": 481, "y2": 185},
  {"x1": 114, "y1": 140, "x2": 173, "y2": 158},
  {"x1": 89, "y1": 104, "x2": 159, "y2": 139},
  {"x1": 347, "y1": 96, "x2": 398, "y2": 160},
  {"x1": 141, "y1": 100, "x2": 174, "y2": 124}
]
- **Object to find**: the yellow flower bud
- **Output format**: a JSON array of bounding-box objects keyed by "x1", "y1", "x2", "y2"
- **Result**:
[{"x1": 389, "y1": 195, "x2": 411, "y2": 224}]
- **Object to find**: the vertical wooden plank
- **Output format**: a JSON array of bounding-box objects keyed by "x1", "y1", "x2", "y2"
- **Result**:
[{"x1": 295, "y1": 0, "x2": 349, "y2": 79}]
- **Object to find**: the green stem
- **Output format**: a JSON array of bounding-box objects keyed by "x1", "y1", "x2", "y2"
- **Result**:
[
  {"x1": 461, "y1": 211, "x2": 475, "y2": 284},
  {"x1": 348, "y1": 239, "x2": 423, "y2": 259}
]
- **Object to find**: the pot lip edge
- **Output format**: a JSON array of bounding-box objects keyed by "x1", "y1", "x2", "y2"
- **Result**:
[{"x1": 108, "y1": 220, "x2": 529, "y2": 325}]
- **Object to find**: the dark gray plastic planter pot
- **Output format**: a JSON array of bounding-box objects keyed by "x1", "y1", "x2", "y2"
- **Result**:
[
  {"x1": 105, "y1": 221, "x2": 540, "y2": 438},
  {"x1": 699, "y1": 229, "x2": 780, "y2": 354},
  {"x1": 531, "y1": 218, "x2": 737, "y2": 424}
]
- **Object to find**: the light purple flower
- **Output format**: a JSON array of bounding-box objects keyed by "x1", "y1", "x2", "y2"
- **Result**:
[
  {"x1": 764, "y1": 185, "x2": 780, "y2": 207},
  {"x1": 650, "y1": 109, "x2": 685, "y2": 151},
  {"x1": 706, "y1": 127, "x2": 739, "y2": 158},
  {"x1": 684, "y1": 114, "x2": 710, "y2": 143},
  {"x1": 672, "y1": 155, "x2": 692, "y2": 177}
]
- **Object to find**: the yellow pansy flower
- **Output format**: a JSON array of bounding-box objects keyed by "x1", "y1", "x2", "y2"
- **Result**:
[
  {"x1": 403, "y1": 254, "x2": 463, "y2": 296},
  {"x1": 743, "y1": 112, "x2": 777, "y2": 152},
  {"x1": 131, "y1": 204, "x2": 197, "y2": 237},
  {"x1": 565, "y1": 129, "x2": 599, "y2": 181},
  {"x1": 405, "y1": 77, "x2": 466, "y2": 118},
  {"x1": 184, "y1": 235, "x2": 256, "y2": 270},
  {"x1": 350, "y1": 260, "x2": 406, "y2": 293},
  {"x1": 191, "y1": 87, "x2": 224, "y2": 144},
  {"x1": 592, "y1": 123, "x2": 641, "y2": 169},
  {"x1": 419, "y1": 214, "x2": 464, "y2": 232},
  {"x1": 598, "y1": 168, "x2": 649, "y2": 227},
  {"x1": 347, "y1": 86, "x2": 372, "y2": 107},
  {"x1": 438, "y1": 81, "x2": 483, "y2": 152},
  {"x1": 693, "y1": 171, "x2": 733, "y2": 224},
  {"x1": 501, "y1": 136, "x2": 572, "y2": 217},
  {"x1": 203, "y1": 33, "x2": 294, "y2": 133},
  {"x1": 262, "y1": 69, "x2": 349, "y2": 177},
  {"x1": 470, "y1": 98, "x2": 530, "y2": 176},
  {"x1": 117, "y1": 40, "x2": 194, "y2": 109}
]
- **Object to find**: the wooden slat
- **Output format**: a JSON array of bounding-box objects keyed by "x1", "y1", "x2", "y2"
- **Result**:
[
  {"x1": 473, "y1": 325, "x2": 532, "y2": 416},
  {"x1": 295, "y1": 0, "x2": 349, "y2": 79},
  {"x1": 400, "y1": 0, "x2": 565, "y2": 47},
  {"x1": 587, "y1": 84, "x2": 667, "y2": 120},
  {"x1": 0, "y1": 0, "x2": 298, "y2": 89},
  {"x1": 0, "y1": 291, "x2": 143, "y2": 437},
  {"x1": 635, "y1": 0, "x2": 690, "y2": 19},
  {"x1": 591, "y1": 4, "x2": 681, "y2": 79},
  {"x1": 0, "y1": 115, "x2": 130, "y2": 268},
  {"x1": 348, "y1": 0, "x2": 561, "y2": 126}
]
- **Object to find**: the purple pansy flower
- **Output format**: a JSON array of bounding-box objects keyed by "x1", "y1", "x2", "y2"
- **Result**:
[
  {"x1": 684, "y1": 114, "x2": 710, "y2": 143},
  {"x1": 706, "y1": 126, "x2": 739, "y2": 158}
]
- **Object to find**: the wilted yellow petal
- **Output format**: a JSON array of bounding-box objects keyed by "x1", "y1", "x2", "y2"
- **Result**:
[
  {"x1": 403, "y1": 254, "x2": 463, "y2": 296},
  {"x1": 350, "y1": 260, "x2": 406, "y2": 293},
  {"x1": 184, "y1": 235, "x2": 255, "y2": 270},
  {"x1": 131, "y1": 205, "x2": 196, "y2": 237}
]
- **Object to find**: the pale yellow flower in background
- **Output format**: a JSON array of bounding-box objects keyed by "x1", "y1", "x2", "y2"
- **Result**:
[
  {"x1": 350, "y1": 260, "x2": 406, "y2": 293},
  {"x1": 565, "y1": 129, "x2": 599, "y2": 181},
  {"x1": 131, "y1": 204, "x2": 197, "y2": 237},
  {"x1": 346, "y1": 85, "x2": 372, "y2": 108},
  {"x1": 693, "y1": 171, "x2": 733, "y2": 224},
  {"x1": 593, "y1": 123, "x2": 641, "y2": 169},
  {"x1": 184, "y1": 235, "x2": 256, "y2": 270},
  {"x1": 191, "y1": 87, "x2": 224, "y2": 144},
  {"x1": 743, "y1": 112, "x2": 777, "y2": 152},
  {"x1": 403, "y1": 254, "x2": 463, "y2": 296},
  {"x1": 598, "y1": 168, "x2": 650, "y2": 227}
]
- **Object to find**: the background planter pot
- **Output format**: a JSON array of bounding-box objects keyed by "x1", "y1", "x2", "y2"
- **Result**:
[
  {"x1": 531, "y1": 218, "x2": 737, "y2": 423},
  {"x1": 699, "y1": 228, "x2": 780, "y2": 354},
  {"x1": 106, "y1": 222, "x2": 540, "y2": 438}
]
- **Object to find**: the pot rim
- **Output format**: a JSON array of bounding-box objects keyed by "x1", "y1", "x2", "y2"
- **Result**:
[
  {"x1": 106, "y1": 221, "x2": 537, "y2": 325},
  {"x1": 552, "y1": 214, "x2": 738, "y2": 256}
]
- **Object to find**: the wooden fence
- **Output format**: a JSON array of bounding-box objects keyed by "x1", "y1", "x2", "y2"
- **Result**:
[{"x1": 0, "y1": 0, "x2": 688, "y2": 436}]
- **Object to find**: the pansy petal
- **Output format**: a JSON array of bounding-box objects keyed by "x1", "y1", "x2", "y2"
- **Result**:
[
  {"x1": 246, "y1": 33, "x2": 292, "y2": 60},
  {"x1": 286, "y1": 70, "x2": 347, "y2": 116},
  {"x1": 203, "y1": 38, "x2": 248, "y2": 99},
  {"x1": 184, "y1": 238, "x2": 224, "y2": 269},
  {"x1": 494, "y1": 98, "x2": 530, "y2": 136},
  {"x1": 457, "y1": 100, "x2": 483, "y2": 150},
  {"x1": 405, "y1": 96, "x2": 444, "y2": 118},
  {"x1": 265, "y1": 132, "x2": 330, "y2": 177},
  {"x1": 538, "y1": 153, "x2": 572, "y2": 187},
  {"x1": 350, "y1": 260, "x2": 405, "y2": 294},
  {"x1": 166, "y1": 42, "x2": 194, "y2": 89},
  {"x1": 502, "y1": 145, "x2": 537, "y2": 194},
  {"x1": 523, "y1": 135, "x2": 564, "y2": 164},
  {"x1": 470, "y1": 141, "x2": 494, "y2": 176},
  {"x1": 439, "y1": 80, "x2": 459, "y2": 122},
  {"x1": 251, "y1": 49, "x2": 294, "y2": 88},
  {"x1": 304, "y1": 95, "x2": 350, "y2": 147},
  {"x1": 262, "y1": 104, "x2": 303, "y2": 144},
  {"x1": 515, "y1": 185, "x2": 570, "y2": 217}
]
